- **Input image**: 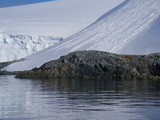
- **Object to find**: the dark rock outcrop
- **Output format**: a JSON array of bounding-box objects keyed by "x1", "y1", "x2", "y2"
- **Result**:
[
  {"x1": 0, "y1": 58, "x2": 25, "y2": 75},
  {"x1": 16, "y1": 50, "x2": 160, "y2": 80}
]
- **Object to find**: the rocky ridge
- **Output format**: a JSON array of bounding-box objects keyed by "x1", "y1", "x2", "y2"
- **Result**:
[{"x1": 16, "y1": 50, "x2": 160, "y2": 80}]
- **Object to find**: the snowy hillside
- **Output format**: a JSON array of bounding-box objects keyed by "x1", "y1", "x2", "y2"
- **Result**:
[
  {"x1": 5, "y1": 0, "x2": 160, "y2": 71},
  {"x1": 0, "y1": 0, "x2": 124, "y2": 38},
  {"x1": 0, "y1": 0, "x2": 124, "y2": 62},
  {"x1": 0, "y1": 34, "x2": 62, "y2": 62}
]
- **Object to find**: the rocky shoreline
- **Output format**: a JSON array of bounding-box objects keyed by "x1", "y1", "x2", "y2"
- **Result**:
[
  {"x1": 0, "y1": 58, "x2": 25, "y2": 75},
  {"x1": 15, "y1": 50, "x2": 160, "y2": 80}
]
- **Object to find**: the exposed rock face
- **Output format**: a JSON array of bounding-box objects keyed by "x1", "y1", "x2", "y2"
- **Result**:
[
  {"x1": 0, "y1": 62, "x2": 12, "y2": 70},
  {"x1": 0, "y1": 59, "x2": 24, "y2": 75},
  {"x1": 16, "y1": 50, "x2": 160, "y2": 80}
]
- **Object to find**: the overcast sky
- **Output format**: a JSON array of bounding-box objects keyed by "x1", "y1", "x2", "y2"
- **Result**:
[{"x1": 0, "y1": 0, "x2": 55, "y2": 8}]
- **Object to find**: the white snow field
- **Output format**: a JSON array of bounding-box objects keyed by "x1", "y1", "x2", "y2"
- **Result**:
[
  {"x1": 0, "y1": 34, "x2": 62, "y2": 62},
  {"x1": 0, "y1": 0, "x2": 124, "y2": 62},
  {"x1": 0, "y1": 0, "x2": 124, "y2": 37},
  {"x1": 5, "y1": 0, "x2": 160, "y2": 71}
]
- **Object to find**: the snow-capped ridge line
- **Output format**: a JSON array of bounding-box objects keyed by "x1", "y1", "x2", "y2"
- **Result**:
[
  {"x1": 66, "y1": 0, "x2": 129, "y2": 41},
  {"x1": 92, "y1": 0, "x2": 130, "y2": 26}
]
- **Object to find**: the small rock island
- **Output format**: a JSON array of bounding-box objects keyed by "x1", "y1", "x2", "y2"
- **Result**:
[{"x1": 16, "y1": 50, "x2": 160, "y2": 80}]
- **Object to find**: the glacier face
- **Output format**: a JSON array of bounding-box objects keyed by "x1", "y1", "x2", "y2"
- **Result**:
[
  {"x1": 5, "y1": 0, "x2": 160, "y2": 71},
  {"x1": 0, "y1": 34, "x2": 62, "y2": 62}
]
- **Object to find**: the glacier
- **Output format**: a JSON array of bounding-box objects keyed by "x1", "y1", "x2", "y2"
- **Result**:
[
  {"x1": 0, "y1": 0, "x2": 124, "y2": 62},
  {"x1": 5, "y1": 0, "x2": 160, "y2": 71},
  {"x1": 0, "y1": 34, "x2": 62, "y2": 62},
  {"x1": 0, "y1": 0, "x2": 124, "y2": 37}
]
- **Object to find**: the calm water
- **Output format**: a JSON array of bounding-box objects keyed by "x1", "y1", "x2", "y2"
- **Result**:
[{"x1": 0, "y1": 75, "x2": 160, "y2": 120}]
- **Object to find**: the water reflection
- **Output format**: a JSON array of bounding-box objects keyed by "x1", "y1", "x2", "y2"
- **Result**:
[{"x1": 0, "y1": 75, "x2": 160, "y2": 120}]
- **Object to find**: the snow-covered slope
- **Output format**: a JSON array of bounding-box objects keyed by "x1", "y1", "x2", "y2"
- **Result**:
[
  {"x1": 0, "y1": 0, "x2": 124, "y2": 62},
  {"x1": 5, "y1": 0, "x2": 160, "y2": 71},
  {"x1": 0, "y1": 0, "x2": 124, "y2": 38},
  {"x1": 0, "y1": 34, "x2": 62, "y2": 62}
]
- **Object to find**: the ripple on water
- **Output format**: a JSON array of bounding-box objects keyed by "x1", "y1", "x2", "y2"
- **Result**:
[{"x1": 0, "y1": 75, "x2": 160, "y2": 120}]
